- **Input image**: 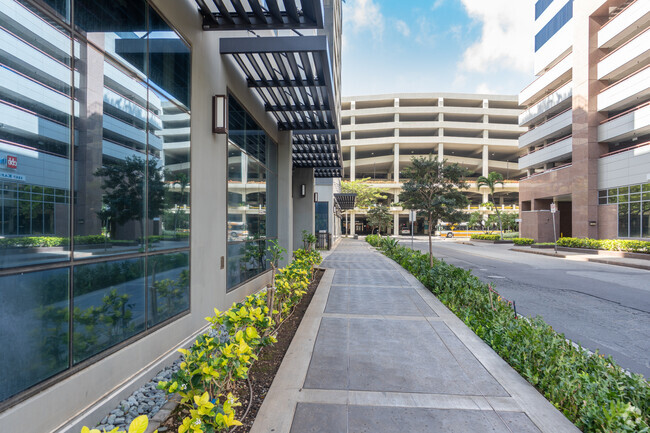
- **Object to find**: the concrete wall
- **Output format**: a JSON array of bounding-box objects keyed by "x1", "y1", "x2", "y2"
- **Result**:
[
  {"x1": 0, "y1": 0, "x2": 290, "y2": 431},
  {"x1": 521, "y1": 210, "x2": 561, "y2": 242},
  {"x1": 292, "y1": 168, "x2": 315, "y2": 251}
]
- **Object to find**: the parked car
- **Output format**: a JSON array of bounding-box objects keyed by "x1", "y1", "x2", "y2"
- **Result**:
[{"x1": 400, "y1": 227, "x2": 411, "y2": 235}]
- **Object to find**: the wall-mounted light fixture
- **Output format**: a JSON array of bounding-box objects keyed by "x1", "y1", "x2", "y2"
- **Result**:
[
  {"x1": 213, "y1": 95, "x2": 228, "y2": 134},
  {"x1": 314, "y1": 192, "x2": 319, "y2": 202},
  {"x1": 300, "y1": 184, "x2": 306, "y2": 197}
]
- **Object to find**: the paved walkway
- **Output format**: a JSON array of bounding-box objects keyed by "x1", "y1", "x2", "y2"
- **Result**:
[{"x1": 250, "y1": 239, "x2": 579, "y2": 433}]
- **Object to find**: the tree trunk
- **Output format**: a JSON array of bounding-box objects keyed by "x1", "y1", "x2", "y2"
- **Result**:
[
  {"x1": 428, "y1": 215, "x2": 433, "y2": 267},
  {"x1": 492, "y1": 193, "x2": 503, "y2": 239}
]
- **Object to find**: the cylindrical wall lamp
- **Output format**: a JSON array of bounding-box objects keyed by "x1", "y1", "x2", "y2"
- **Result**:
[
  {"x1": 300, "y1": 184, "x2": 306, "y2": 197},
  {"x1": 213, "y1": 95, "x2": 228, "y2": 134}
]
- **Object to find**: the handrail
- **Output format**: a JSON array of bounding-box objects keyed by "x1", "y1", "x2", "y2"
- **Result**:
[
  {"x1": 0, "y1": 98, "x2": 70, "y2": 128},
  {"x1": 521, "y1": 163, "x2": 572, "y2": 180},
  {"x1": 599, "y1": 27, "x2": 649, "y2": 61},
  {"x1": 519, "y1": 52, "x2": 572, "y2": 94},
  {"x1": 600, "y1": 141, "x2": 650, "y2": 158},
  {"x1": 0, "y1": 25, "x2": 71, "y2": 70},
  {"x1": 521, "y1": 81, "x2": 572, "y2": 116},
  {"x1": 524, "y1": 107, "x2": 571, "y2": 133},
  {"x1": 0, "y1": 62, "x2": 71, "y2": 100},
  {"x1": 600, "y1": 100, "x2": 650, "y2": 124},
  {"x1": 524, "y1": 134, "x2": 571, "y2": 156},
  {"x1": 0, "y1": 137, "x2": 69, "y2": 159},
  {"x1": 600, "y1": 64, "x2": 650, "y2": 93},
  {"x1": 600, "y1": 0, "x2": 638, "y2": 30}
]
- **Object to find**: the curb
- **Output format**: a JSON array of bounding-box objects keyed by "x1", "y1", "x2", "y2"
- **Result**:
[{"x1": 511, "y1": 248, "x2": 650, "y2": 271}]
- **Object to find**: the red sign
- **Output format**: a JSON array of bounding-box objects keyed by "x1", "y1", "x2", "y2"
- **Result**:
[{"x1": 7, "y1": 155, "x2": 17, "y2": 169}]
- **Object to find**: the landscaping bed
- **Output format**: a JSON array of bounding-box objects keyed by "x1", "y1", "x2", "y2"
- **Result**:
[
  {"x1": 157, "y1": 268, "x2": 323, "y2": 433},
  {"x1": 367, "y1": 236, "x2": 649, "y2": 433}
]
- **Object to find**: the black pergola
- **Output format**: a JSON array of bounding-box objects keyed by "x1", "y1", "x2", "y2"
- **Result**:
[
  {"x1": 220, "y1": 35, "x2": 342, "y2": 177},
  {"x1": 334, "y1": 193, "x2": 357, "y2": 210},
  {"x1": 195, "y1": 0, "x2": 324, "y2": 31}
]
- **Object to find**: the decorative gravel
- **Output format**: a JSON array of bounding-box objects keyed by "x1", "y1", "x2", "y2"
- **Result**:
[{"x1": 94, "y1": 325, "x2": 229, "y2": 432}]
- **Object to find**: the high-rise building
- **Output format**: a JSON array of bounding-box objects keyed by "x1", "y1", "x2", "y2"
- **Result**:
[
  {"x1": 0, "y1": 1, "x2": 342, "y2": 431},
  {"x1": 341, "y1": 93, "x2": 526, "y2": 235},
  {"x1": 518, "y1": 0, "x2": 650, "y2": 241}
]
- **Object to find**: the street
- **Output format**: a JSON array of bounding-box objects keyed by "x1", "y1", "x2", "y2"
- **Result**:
[{"x1": 402, "y1": 237, "x2": 650, "y2": 378}]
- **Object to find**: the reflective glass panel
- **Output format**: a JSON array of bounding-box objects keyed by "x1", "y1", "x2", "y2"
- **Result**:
[
  {"x1": 629, "y1": 202, "x2": 641, "y2": 238},
  {"x1": 147, "y1": 252, "x2": 189, "y2": 326},
  {"x1": 0, "y1": 1, "x2": 72, "y2": 268},
  {"x1": 73, "y1": 257, "x2": 145, "y2": 363},
  {"x1": 618, "y1": 204, "x2": 629, "y2": 238},
  {"x1": 0, "y1": 268, "x2": 69, "y2": 401},
  {"x1": 226, "y1": 241, "x2": 267, "y2": 289},
  {"x1": 643, "y1": 203, "x2": 650, "y2": 238}
]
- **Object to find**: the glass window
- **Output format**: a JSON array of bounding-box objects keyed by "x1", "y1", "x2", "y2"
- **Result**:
[
  {"x1": 226, "y1": 97, "x2": 277, "y2": 290},
  {"x1": 618, "y1": 203, "x2": 629, "y2": 238},
  {"x1": 598, "y1": 190, "x2": 607, "y2": 198},
  {"x1": 608, "y1": 196, "x2": 618, "y2": 204},
  {"x1": 316, "y1": 202, "x2": 328, "y2": 232},
  {"x1": 630, "y1": 185, "x2": 641, "y2": 193},
  {"x1": 147, "y1": 252, "x2": 190, "y2": 326},
  {"x1": 535, "y1": 0, "x2": 554, "y2": 19},
  {"x1": 618, "y1": 186, "x2": 629, "y2": 195},
  {"x1": 0, "y1": 268, "x2": 69, "y2": 402},
  {"x1": 73, "y1": 258, "x2": 146, "y2": 363},
  {"x1": 629, "y1": 202, "x2": 641, "y2": 238},
  {"x1": 0, "y1": 0, "x2": 72, "y2": 267},
  {"x1": 643, "y1": 203, "x2": 650, "y2": 238},
  {"x1": 535, "y1": 0, "x2": 573, "y2": 51}
]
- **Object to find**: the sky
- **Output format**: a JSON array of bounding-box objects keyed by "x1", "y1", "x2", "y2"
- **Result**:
[{"x1": 341, "y1": 0, "x2": 536, "y2": 97}]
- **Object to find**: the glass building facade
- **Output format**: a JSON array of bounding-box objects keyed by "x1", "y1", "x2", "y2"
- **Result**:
[
  {"x1": 227, "y1": 96, "x2": 278, "y2": 290},
  {"x1": 0, "y1": 0, "x2": 190, "y2": 403},
  {"x1": 535, "y1": 0, "x2": 573, "y2": 51},
  {"x1": 599, "y1": 183, "x2": 650, "y2": 238}
]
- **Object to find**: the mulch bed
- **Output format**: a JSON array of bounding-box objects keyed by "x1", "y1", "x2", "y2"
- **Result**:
[{"x1": 159, "y1": 268, "x2": 324, "y2": 433}]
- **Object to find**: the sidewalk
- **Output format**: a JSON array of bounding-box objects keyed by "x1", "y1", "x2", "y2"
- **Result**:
[{"x1": 250, "y1": 239, "x2": 580, "y2": 433}]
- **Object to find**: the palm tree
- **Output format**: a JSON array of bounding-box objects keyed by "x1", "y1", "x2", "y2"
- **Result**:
[{"x1": 477, "y1": 172, "x2": 505, "y2": 239}]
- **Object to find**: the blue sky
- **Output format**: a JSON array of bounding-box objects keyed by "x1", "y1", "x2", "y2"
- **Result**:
[{"x1": 341, "y1": 0, "x2": 536, "y2": 97}]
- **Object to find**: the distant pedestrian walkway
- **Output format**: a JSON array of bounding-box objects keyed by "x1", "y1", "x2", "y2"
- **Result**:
[{"x1": 250, "y1": 239, "x2": 579, "y2": 433}]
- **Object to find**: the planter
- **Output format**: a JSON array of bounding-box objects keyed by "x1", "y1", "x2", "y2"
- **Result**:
[
  {"x1": 472, "y1": 239, "x2": 514, "y2": 244},
  {"x1": 557, "y1": 246, "x2": 650, "y2": 260}
]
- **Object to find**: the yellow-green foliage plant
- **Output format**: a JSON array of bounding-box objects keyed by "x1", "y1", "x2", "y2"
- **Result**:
[
  {"x1": 81, "y1": 415, "x2": 155, "y2": 433},
  {"x1": 158, "y1": 250, "x2": 318, "y2": 432}
]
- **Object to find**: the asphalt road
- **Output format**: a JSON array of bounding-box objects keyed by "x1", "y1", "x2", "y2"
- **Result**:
[{"x1": 403, "y1": 237, "x2": 650, "y2": 378}]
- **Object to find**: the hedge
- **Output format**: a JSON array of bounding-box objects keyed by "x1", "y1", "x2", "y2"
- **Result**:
[
  {"x1": 557, "y1": 237, "x2": 650, "y2": 254},
  {"x1": 470, "y1": 234, "x2": 501, "y2": 241},
  {"x1": 512, "y1": 238, "x2": 534, "y2": 246},
  {"x1": 368, "y1": 238, "x2": 649, "y2": 433}
]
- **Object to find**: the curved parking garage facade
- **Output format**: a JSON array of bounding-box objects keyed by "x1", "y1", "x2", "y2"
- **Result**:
[{"x1": 340, "y1": 93, "x2": 527, "y2": 235}]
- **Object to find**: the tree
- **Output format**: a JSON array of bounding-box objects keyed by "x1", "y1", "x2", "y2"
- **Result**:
[
  {"x1": 400, "y1": 156, "x2": 469, "y2": 267},
  {"x1": 341, "y1": 178, "x2": 387, "y2": 208},
  {"x1": 477, "y1": 172, "x2": 505, "y2": 239},
  {"x1": 367, "y1": 204, "x2": 393, "y2": 236},
  {"x1": 467, "y1": 211, "x2": 483, "y2": 230},
  {"x1": 171, "y1": 171, "x2": 190, "y2": 233},
  {"x1": 95, "y1": 156, "x2": 166, "y2": 241}
]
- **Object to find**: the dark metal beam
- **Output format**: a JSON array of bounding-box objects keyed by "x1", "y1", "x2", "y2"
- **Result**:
[{"x1": 221, "y1": 35, "x2": 329, "y2": 55}]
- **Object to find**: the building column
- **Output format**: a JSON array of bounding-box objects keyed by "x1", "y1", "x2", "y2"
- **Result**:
[
  {"x1": 393, "y1": 191, "x2": 400, "y2": 235},
  {"x1": 292, "y1": 167, "x2": 315, "y2": 251},
  {"x1": 350, "y1": 145, "x2": 356, "y2": 181},
  {"x1": 277, "y1": 131, "x2": 293, "y2": 266},
  {"x1": 351, "y1": 212, "x2": 356, "y2": 235},
  {"x1": 393, "y1": 143, "x2": 399, "y2": 183},
  {"x1": 482, "y1": 191, "x2": 490, "y2": 205},
  {"x1": 438, "y1": 143, "x2": 444, "y2": 162},
  {"x1": 482, "y1": 145, "x2": 489, "y2": 177}
]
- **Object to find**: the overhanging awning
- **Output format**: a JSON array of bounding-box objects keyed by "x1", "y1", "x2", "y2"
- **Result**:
[
  {"x1": 221, "y1": 35, "x2": 342, "y2": 177},
  {"x1": 334, "y1": 193, "x2": 356, "y2": 210},
  {"x1": 195, "y1": 0, "x2": 324, "y2": 30}
]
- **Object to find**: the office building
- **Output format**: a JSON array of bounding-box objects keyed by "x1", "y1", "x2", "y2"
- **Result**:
[
  {"x1": 518, "y1": 0, "x2": 650, "y2": 241},
  {"x1": 0, "y1": 0, "x2": 342, "y2": 431}
]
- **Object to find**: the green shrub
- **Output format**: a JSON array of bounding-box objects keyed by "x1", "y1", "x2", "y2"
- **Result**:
[
  {"x1": 470, "y1": 234, "x2": 501, "y2": 241},
  {"x1": 512, "y1": 238, "x2": 534, "y2": 246},
  {"x1": 378, "y1": 236, "x2": 399, "y2": 252},
  {"x1": 158, "y1": 250, "x2": 320, "y2": 432},
  {"x1": 365, "y1": 234, "x2": 380, "y2": 247},
  {"x1": 502, "y1": 232, "x2": 520, "y2": 239},
  {"x1": 378, "y1": 244, "x2": 649, "y2": 433},
  {"x1": 557, "y1": 237, "x2": 650, "y2": 254}
]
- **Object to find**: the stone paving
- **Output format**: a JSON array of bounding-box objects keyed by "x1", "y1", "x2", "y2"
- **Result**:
[{"x1": 250, "y1": 239, "x2": 580, "y2": 433}]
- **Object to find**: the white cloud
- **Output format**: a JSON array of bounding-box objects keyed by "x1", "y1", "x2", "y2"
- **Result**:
[
  {"x1": 343, "y1": 0, "x2": 385, "y2": 40},
  {"x1": 459, "y1": 0, "x2": 534, "y2": 74},
  {"x1": 431, "y1": 0, "x2": 445, "y2": 10},
  {"x1": 475, "y1": 82, "x2": 494, "y2": 94},
  {"x1": 395, "y1": 19, "x2": 411, "y2": 37}
]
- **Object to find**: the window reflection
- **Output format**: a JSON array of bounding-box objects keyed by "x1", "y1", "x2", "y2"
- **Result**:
[
  {"x1": 227, "y1": 97, "x2": 277, "y2": 290},
  {"x1": 147, "y1": 252, "x2": 190, "y2": 326},
  {"x1": 0, "y1": 268, "x2": 69, "y2": 401},
  {"x1": 0, "y1": 0, "x2": 72, "y2": 267},
  {"x1": 73, "y1": 257, "x2": 146, "y2": 363}
]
